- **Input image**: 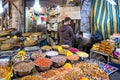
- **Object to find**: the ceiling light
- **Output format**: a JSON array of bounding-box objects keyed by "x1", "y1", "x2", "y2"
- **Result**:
[
  {"x1": 0, "y1": 0, "x2": 3, "y2": 13},
  {"x1": 56, "y1": 5, "x2": 60, "y2": 9},
  {"x1": 33, "y1": 0, "x2": 42, "y2": 12},
  {"x1": 106, "y1": 0, "x2": 117, "y2": 5}
]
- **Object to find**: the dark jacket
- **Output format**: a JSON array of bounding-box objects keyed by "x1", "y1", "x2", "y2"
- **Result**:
[{"x1": 58, "y1": 24, "x2": 75, "y2": 47}]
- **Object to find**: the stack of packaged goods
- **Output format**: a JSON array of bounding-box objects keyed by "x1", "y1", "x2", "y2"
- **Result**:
[
  {"x1": 92, "y1": 43, "x2": 100, "y2": 51},
  {"x1": 111, "y1": 48, "x2": 120, "y2": 64},
  {"x1": 99, "y1": 40, "x2": 106, "y2": 53},
  {"x1": 97, "y1": 40, "x2": 114, "y2": 56}
]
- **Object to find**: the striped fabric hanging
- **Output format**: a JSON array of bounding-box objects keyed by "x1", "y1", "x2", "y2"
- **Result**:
[{"x1": 90, "y1": 0, "x2": 120, "y2": 39}]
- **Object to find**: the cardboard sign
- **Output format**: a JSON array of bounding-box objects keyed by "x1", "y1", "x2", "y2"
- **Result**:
[{"x1": 59, "y1": 7, "x2": 81, "y2": 21}]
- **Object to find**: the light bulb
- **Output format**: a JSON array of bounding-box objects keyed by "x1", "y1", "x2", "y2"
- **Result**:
[
  {"x1": 33, "y1": 2, "x2": 41, "y2": 12},
  {"x1": 0, "y1": 0, "x2": 3, "y2": 13},
  {"x1": 0, "y1": 6, "x2": 3, "y2": 13},
  {"x1": 56, "y1": 5, "x2": 60, "y2": 9}
]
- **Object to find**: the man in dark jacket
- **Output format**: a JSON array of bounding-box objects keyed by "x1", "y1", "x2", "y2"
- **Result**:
[{"x1": 58, "y1": 17, "x2": 75, "y2": 47}]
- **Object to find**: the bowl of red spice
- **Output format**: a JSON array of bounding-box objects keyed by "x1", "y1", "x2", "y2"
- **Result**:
[
  {"x1": 34, "y1": 57, "x2": 52, "y2": 71},
  {"x1": 69, "y1": 48, "x2": 79, "y2": 53}
]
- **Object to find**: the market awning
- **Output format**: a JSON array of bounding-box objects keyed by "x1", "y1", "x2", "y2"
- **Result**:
[{"x1": 90, "y1": 0, "x2": 120, "y2": 39}]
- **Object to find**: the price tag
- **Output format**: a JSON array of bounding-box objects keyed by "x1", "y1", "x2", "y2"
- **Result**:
[
  {"x1": 66, "y1": 51, "x2": 73, "y2": 56},
  {"x1": 17, "y1": 50, "x2": 26, "y2": 56},
  {"x1": 13, "y1": 35, "x2": 17, "y2": 39},
  {"x1": 58, "y1": 46, "x2": 63, "y2": 52}
]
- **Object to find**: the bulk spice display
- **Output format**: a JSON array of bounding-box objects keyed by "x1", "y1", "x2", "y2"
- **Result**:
[
  {"x1": 31, "y1": 51, "x2": 45, "y2": 60},
  {"x1": 0, "y1": 42, "x2": 116, "y2": 80}
]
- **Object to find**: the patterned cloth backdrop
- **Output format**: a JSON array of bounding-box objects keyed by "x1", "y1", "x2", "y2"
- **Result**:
[{"x1": 90, "y1": 0, "x2": 120, "y2": 39}]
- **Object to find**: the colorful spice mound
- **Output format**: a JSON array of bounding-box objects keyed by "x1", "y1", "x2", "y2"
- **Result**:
[
  {"x1": 0, "y1": 66, "x2": 11, "y2": 78},
  {"x1": 34, "y1": 58, "x2": 52, "y2": 67},
  {"x1": 41, "y1": 45, "x2": 52, "y2": 51},
  {"x1": 39, "y1": 70, "x2": 57, "y2": 78},
  {"x1": 59, "y1": 49, "x2": 69, "y2": 55},
  {"x1": 45, "y1": 51, "x2": 58, "y2": 57},
  {"x1": 69, "y1": 48, "x2": 79, "y2": 53},
  {"x1": 51, "y1": 55, "x2": 66, "y2": 63},
  {"x1": 76, "y1": 52, "x2": 89, "y2": 58},
  {"x1": 61, "y1": 45, "x2": 70, "y2": 48},
  {"x1": 67, "y1": 54, "x2": 79, "y2": 61},
  {"x1": 21, "y1": 76, "x2": 41, "y2": 80},
  {"x1": 13, "y1": 61, "x2": 34, "y2": 72},
  {"x1": 31, "y1": 51, "x2": 45, "y2": 59}
]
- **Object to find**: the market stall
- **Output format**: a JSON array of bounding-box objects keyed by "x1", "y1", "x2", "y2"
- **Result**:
[
  {"x1": 0, "y1": 0, "x2": 120, "y2": 80},
  {"x1": 91, "y1": 33, "x2": 120, "y2": 67},
  {"x1": 0, "y1": 41, "x2": 118, "y2": 80}
]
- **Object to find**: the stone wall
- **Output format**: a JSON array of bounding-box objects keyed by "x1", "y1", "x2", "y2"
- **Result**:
[
  {"x1": 80, "y1": 0, "x2": 91, "y2": 32},
  {"x1": 11, "y1": 0, "x2": 24, "y2": 32}
]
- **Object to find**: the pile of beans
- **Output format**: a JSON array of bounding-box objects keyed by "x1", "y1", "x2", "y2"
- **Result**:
[
  {"x1": 67, "y1": 55, "x2": 79, "y2": 61},
  {"x1": 13, "y1": 61, "x2": 34, "y2": 72},
  {"x1": 69, "y1": 48, "x2": 79, "y2": 53}
]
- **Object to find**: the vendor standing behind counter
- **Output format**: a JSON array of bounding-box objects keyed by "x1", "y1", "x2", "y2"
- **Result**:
[
  {"x1": 76, "y1": 31, "x2": 92, "y2": 52},
  {"x1": 58, "y1": 17, "x2": 75, "y2": 47}
]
